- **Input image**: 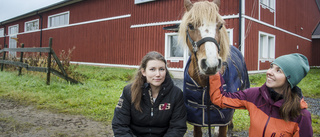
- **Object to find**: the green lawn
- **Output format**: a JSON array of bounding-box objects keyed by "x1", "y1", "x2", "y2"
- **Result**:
[{"x1": 0, "y1": 65, "x2": 319, "y2": 134}]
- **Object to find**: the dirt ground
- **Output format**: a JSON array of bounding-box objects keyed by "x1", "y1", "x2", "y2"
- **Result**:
[
  {"x1": 1, "y1": 96, "x2": 319, "y2": 137},
  {"x1": 0, "y1": 98, "x2": 113, "y2": 137}
]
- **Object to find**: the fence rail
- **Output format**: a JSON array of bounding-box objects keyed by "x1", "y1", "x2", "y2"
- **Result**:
[{"x1": 0, "y1": 37, "x2": 80, "y2": 85}]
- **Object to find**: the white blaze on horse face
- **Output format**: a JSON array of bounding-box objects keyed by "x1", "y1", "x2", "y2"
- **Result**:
[{"x1": 198, "y1": 21, "x2": 220, "y2": 68}]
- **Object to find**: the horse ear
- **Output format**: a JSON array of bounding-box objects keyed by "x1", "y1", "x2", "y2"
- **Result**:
[
  {"x1": 212, "y1": 0, "x2": 221, "y2": 7},
  {"x1": 184, "y1": 0, "x2": 193, "y2": 11}
]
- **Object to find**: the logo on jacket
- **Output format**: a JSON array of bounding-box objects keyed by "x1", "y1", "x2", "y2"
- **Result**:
[
  {"x1": 116, "y1": 98, "x2": 123, "y2": 108},
  {"x1": 159, "y1": 103, "x2": 170, "y2": 110}
]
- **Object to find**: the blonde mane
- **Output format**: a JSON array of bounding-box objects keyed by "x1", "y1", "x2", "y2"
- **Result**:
[{"x1": 178, "y1": 1, "x2": 230, "y2": 62}]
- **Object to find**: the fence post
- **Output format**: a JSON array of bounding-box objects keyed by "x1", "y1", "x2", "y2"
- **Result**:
[
  {"x1": 46, "y1": 38, "x2": 52, "y2": 85},
  {"x1": 18, "y1": 43, "x2": 24, "y2": 75},
  {"x1": 1, "y1": 44, "x2": 7, "y2": 71}
]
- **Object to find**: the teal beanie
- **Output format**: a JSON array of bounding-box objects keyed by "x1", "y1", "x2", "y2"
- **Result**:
[{"x1": 272, "y1": 53, "x2": 310, "y2": 88}]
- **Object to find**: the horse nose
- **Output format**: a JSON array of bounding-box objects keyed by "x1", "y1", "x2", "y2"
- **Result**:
[{"x1": 201, "y1": 59, "x2": 221, "y2": 74}]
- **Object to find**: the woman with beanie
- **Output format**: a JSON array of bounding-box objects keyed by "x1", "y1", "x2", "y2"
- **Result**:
[
  {"x1": 112, "y1": 51, "x2": 187, "y2": 137},
  {"x1": 209, "y1": 53, "x2": 313, "y2": 137}
]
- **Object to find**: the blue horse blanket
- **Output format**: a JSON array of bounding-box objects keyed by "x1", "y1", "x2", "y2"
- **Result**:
[{"x1": 183, "y1": 45, "x2": 250, "y2": 126}]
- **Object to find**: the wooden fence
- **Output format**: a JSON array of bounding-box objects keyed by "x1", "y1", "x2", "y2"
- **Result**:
[{"x1": 0, "y1": 37, "x2": 80, "y2": 85}]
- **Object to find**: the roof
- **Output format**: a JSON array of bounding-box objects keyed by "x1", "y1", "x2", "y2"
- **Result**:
[
  {"x1": 0, "y1": 0, "x2": 83, "y2": 25},
  {"x1": 312, "y1": 22, "x2": 320, "y2": 39}
]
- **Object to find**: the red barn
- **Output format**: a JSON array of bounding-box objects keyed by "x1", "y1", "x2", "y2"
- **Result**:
[{"x1": 0, "y1": 0, "x2": 319, "y2": 78}]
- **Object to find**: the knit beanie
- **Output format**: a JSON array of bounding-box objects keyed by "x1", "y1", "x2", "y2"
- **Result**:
[{"x1": 272, "y1": 53, "x2": 310, "y2": 88}]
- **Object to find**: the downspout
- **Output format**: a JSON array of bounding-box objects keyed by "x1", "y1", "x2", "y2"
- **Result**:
[
  {"x1": 238, "y1": 0, "x2": 242, "y2": 51},
  {"x1": 37, "y1": 12, "x2": 43, "y2": 48}
]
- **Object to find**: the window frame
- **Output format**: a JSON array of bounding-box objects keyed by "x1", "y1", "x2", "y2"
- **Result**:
[
  {"x1": 164, "y1": 33, "x2": 184, "y2": 62},
  {"x1": 8, "y1": 24, "x2": 19, "y2": 36},
  {"x1": 259, "y1": 31, "x2": 276, "y2": 62},
  {"x1": 0, "y1": 28, "x2": 4, "y2": 37},
  {"x1": 260, "y1": 0, "x2": 275, "y2": 12},
  {"x1": 47, "y1": 11, "x2": 70, "y2": 28},
  {"x1": 24, "y1": 19, "x2": 39, "y2": 32}
]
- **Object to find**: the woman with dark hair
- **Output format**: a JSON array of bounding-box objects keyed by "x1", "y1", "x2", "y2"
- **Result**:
[
  {"x1": 112, "y1": 51, "x2": 187, "y2": 137},
  {"x1": 209, "y1": 53, "x2": 313, "y2": 137}
]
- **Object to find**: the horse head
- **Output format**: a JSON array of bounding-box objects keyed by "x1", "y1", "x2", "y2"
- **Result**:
[{"x1": 179, "y1": 0, "x2": 230, "y2": 86}]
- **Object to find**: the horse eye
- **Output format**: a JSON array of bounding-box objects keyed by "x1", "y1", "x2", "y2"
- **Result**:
[
  {"x1": 188, "y1": 23, "x2": 195, "y2": 30},
  {"x1": 218, "y1": 24, "x2": 223, "y2": 30}
]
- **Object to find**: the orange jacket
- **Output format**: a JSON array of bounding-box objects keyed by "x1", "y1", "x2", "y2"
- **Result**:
[{"x1": 209, "y1": 73, "x2": 313, "y2": 137}]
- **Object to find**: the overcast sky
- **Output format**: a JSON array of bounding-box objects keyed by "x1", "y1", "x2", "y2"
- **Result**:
[{"x1": 0, "y1": 0, "x2": 64, "y2": 22}]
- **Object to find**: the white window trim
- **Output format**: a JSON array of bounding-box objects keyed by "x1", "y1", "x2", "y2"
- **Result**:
[
  {"x1": 24, "y1": 19, "x2": 40, "y2": 32},
  {"x1": 260, "y1": 0, "x2": 275, "y2": 12},
  {"x1": 8, "y1": 24, "x2": 19, "y2": 36},
  {"x1": 0, "y1": 28, "x2": 4, "y2": 37},
  {"x1": 258, "y1": 31, "x2": 276, "y2": 62},
  {"x1": 226, "y1": 29, "x2": 233, "y2": 46},
  {"x1": 47, "y1": 11, "x2": 70, "y2": 28},
  {"x1": 165, "y1": 32, "x2": 185, "y2": 62}
]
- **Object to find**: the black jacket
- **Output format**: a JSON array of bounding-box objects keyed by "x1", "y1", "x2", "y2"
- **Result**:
[{"x1": 112, "y1": 75, "x2": 187, "y2": 137}]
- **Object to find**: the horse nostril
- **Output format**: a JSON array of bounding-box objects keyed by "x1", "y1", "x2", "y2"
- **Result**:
[
  {"x1": 201, "y1": 59, "x2": 208, "y2": 71},
  {"x1": 218, "y1": 59, "x2": 222, "y2": 68}
]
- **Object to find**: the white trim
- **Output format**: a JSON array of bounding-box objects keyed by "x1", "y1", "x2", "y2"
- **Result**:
[
  {"x1": 0, "y1": 28, "x2": 4, "y2": 37},
  {"x1": 130, "y1": 14, "x2": 239, "y2": 28},
  {"x1": 15, "y1": 14, "x2": 131, "y2": 35},
  {"x1": 24, "y1": 19, "x2": 39, "y2": 32},
  {"x1": 48, "y1": 11, "x2": 70, "y2": 28},
  {"x1": 8, "y1": 24, "x2": 19, "y2": 36},
  {"x1": 258, "y1": 31, "x2": 276, "y2": 70},
  {"x1": 70, "y1": 61, "x2": 184, "y2": 72},
  {"x1": 131, "y1": 20, "x2": 181, "y2": 28},
  {"x1": 248, "y1": 69, "x2": 267, "y2": 74},
  {"x1": 44, "y1": 14, "x2": 131, "y2": 31},
  {"x1": 164, "y1": 32, "x2": 184, "y2": 61},
  {"x1": 226, "y1": 29, "x2": 234, "y2": 45},
  {"x1": 243, "y1": 15, "x2": 312, "y2": 41}
]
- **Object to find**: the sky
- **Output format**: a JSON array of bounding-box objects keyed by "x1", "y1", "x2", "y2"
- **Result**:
[{"x1": 0, "y1": 0, "x2": 64, "y2": 22}]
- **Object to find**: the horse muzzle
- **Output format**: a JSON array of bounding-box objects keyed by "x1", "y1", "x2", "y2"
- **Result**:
[{"x1": 200, "y1": 58, "x2": 222, "y2": 75}]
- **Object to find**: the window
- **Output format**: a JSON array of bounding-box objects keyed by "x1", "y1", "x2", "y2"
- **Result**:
[
  {"x1": 259, "y1": 32, "x2": 275, "y2": 61},
  {"x1": 165, "y1": 33, "x2": 184, "y2": 61},
  {"x1": 260, "y1": 0, "x2": 275, "y2": 10},
  {"x1": 48, "y1": 11, "x2": 69, "y2": 28},
  {"x1": 0, "y1": 28, "x2": 4, "y2": 37},
  {"x1": 25, "y1": 19, "x2": 39, "y2": 32},
  {"x1": 226, "y1": 29, "x2": 233, "y2": 45},
  {"x1": 8, "y1": 25, "x2": 19, "y2": 35}
]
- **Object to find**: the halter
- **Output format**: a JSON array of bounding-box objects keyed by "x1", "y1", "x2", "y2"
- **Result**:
[{"x1": 186, "y1": 24, "x2": 222, "y2": 61}]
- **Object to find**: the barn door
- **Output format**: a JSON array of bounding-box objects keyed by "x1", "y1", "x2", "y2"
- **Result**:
[
  {"x1": 9, "y1": 35, "x2": 17, "y2": 57},
  {"x1": 8, "y1": 25, "x2": 18, "y2": 57}
]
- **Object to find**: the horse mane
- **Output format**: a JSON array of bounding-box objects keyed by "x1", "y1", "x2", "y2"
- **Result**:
[{"x1": 178, "y1": 0, "x2": 230, "y2": 62}]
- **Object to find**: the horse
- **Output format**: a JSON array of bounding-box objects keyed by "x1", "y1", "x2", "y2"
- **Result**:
[{"x1": 178, "y1": 0, "x2": 250, "y2": 137}]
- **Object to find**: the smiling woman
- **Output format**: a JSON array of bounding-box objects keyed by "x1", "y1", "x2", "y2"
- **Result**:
[
  {"x1": 209, "y1": 53, "x2": 313, "y2": 137},
  {"x1": 112, "y1": 51, "x2": 187, "y2": 137}
]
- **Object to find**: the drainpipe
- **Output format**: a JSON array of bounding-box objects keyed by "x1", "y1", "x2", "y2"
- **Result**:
[
  {"x1": 37, "y1": 12, "x2": 43, "y2": 48},
  {"x1": 238, "y1": 0, "x2": 242, "y2": 51}
]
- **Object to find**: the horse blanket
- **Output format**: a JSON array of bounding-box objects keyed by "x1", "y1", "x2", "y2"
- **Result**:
[{"x1": 183, "y1": 45, "x2": 250, "y2": 126}]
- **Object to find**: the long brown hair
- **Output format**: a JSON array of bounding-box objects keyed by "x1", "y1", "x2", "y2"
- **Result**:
[
  {"x1": 279, "y1": 81, "x2": 301, "y2": 121},
  {"x1": 130, "y1": 51, "x2": 168, "y2": 112}
]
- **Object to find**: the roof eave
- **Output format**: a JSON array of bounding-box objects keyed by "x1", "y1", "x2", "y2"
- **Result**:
[{"x1": 0, "y1": 0, "x2": 83, "y2": 25}]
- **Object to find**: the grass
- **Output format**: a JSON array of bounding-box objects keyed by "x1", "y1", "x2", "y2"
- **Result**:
[{"x1": 0, "y1": 65, "x2": 319, "y2": 135}]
